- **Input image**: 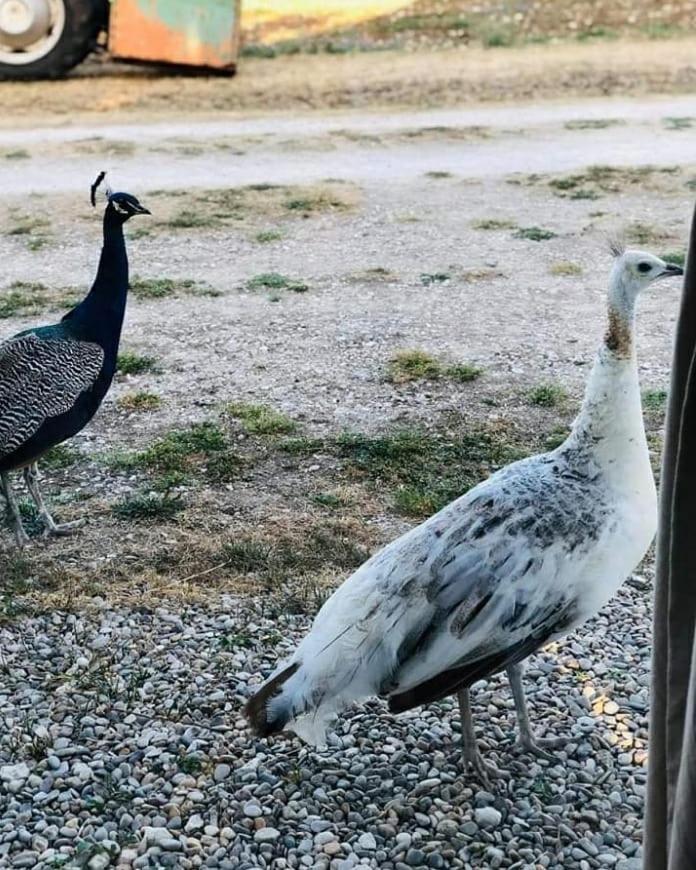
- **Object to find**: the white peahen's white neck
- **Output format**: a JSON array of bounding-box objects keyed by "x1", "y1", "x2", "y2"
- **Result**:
[{"x1": 565, "y1": 273, "x2": 650, "y2": 486}]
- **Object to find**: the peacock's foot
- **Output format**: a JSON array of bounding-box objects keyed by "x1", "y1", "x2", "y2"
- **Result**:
[
  {"x1": 42, "y1": 517, "x2": 85, "y2": 538},
  {"x1": 13, "y1": 525, "x2": 30, "y2": 548},
  {"x1": 512, "y1": 734, "x2": 566, "y2": 764},
  {"x1": 462, "y1": 745, "x2": 507, "y2": 788}
]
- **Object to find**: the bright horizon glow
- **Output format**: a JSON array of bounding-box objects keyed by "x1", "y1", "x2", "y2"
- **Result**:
[{"x1": 245, "y1": 0, "x2": 409, "y2": 39}]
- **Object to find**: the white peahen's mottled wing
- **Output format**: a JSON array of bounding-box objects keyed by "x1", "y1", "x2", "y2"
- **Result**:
[
  {"x1": 288, "y1": 449, "x2": 612, "y2": 723},
  {"x1": 0, "y1": 333, "x2": 104, "y2": 460}
]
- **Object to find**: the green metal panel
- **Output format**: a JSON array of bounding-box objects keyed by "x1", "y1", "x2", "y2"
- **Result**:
[{"x1": 110, "y1": 0, "x2": 241, "y2": 69}]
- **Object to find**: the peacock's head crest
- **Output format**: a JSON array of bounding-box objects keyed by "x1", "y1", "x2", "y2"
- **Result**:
[{"x1": 90, "y1": 171, "x2": 150, "y2": 221}]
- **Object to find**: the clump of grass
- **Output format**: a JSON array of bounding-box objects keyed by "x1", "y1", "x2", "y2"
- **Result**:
[
  {"x1": 165, "y1": 212, "x2": 221, "y2": 230},
  {"x1": 226, "y1": 402, "x2": 297, "y2": 436},
  {"x1": 112, "y1": 492, "x2": 182, "y2": 522},
  {"x1": 576, "y1": 26, "x2": 618, "y2": 41},
  {"x1": 18, "y1": 501, "x2": 44, "y2": 538},
  {"x1": 347, "y1": 267, "x2": 398, "y2": 284},
  {"x1": 663, "y1": 117, "x2": 693, "y2": 130},
  {"x1": 246, "y1": 272, "x2": 308, "y2": 293},
  {"x1": 642, "y1": 22, "x2": 683, "y2": 39},
  {"x1": 420, "y1": 272, "x2": 450, "y2": 286},
  {"x1": 0, "y1": 281, "x2": 77, "y2": 318},
  {"x1": 111, "y1": 422, "x2": 242, "y2": 488},
  {"x1": 42, "y1": 444, "x2": 81, "y2": 469},
  {"x1": 626, "y1": 222, "x2": 671, "y2": 246},
  {"x1": 473, "y1": 218, "x2": 517, "y2": 230},
  {"x1": 447, "y1": 363, "x2": 483, "y2": 383},
  {"x1": 336, "y1": 425, "x2": 526, "y2": 518},
  {"x1": 129, "y1": 227, "x2": 152, "y2": 240},
  {"x1": 312, "y1": 492, "x2": 346, "y2": 509},
  {"x1": 550, "y1": 261, "x2": 583, "y2": 276},
  {"x1": 545, "y1": 165, "x2": 678, "y2": 200},
  {"x1": 659, "y1": 251, "x2": 686, "y2": 267},
  {"x1": 118, "y1": 391, "x2": 162, "y2": 412},
  {"x1": 116, "y1": 353, "x2": 160, "y2": 375},
  {"x1": 528, "y1": 383, "x2": 567, "y2": 408},
  {"x1": 514, "y1": 226, "x2": 557, "y2": 242},
  {"x1": 7, "y1": 214, "x2": 51, "y2": 249},
  {"x1": 255, "y1": 229, "x2": 284, "y2": 243},
  {"x1": 389, "y1": 350, "x2": 482, "y2": 384},
  {"x1": 221, "y1": 524, "x2": 367, "y2": 589},
  {"x1": 204, "y1": 450, "x2": 244, "y2": 483},
  {"x1": 564, "y1": 119, "x2": 623, "y2": 131},
  {"x1": 130, "y1": 277, "x2": 199, "y2": 299},
  {"x1": 424, "y1": 171, "x2": 453, "y2": 179},
  {"x1": 0, "y1": 282, "x2": 46, "y2": 318},
  {"x1": 568, "y1": 189, "x2": 601, "y2": 200},
  {"x1": 2, "y1": 149, "x2": 30, "y2": 159},
  {"x1": 643, "y1": 389, "x2": 668, "y2": 413},
  {"x1": 283, "y1": 190, "x2": 352, "y2": 213},
  {"x1": 389, "y1": 350, "x2": 441, "y2": 383},
  {"x1": 7, "y1": 215, "x2": 49, "y2": 237},
  {"x1": 279, "y1": 436, "x2": 325, "y2": 455},
  {"x1": 478, "y1": 24, "x2": 515, "y2": 48},
  {"x1": 123, "y1": 422, "x2": 229, "y2": 475}
]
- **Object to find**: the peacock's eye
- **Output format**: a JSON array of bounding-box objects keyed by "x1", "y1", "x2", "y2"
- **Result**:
[{"x1": 638, "y1": 262, "x2": 652, "y2": 273}]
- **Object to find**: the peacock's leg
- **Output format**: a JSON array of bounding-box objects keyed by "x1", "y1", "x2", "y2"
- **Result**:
[
  {"x1": 457, "y1": 688, "x2": 502, "y2": 786},
  {"x1": 506, "y1": 662, "x2": 565, "y2": 761},
  {"x1": 23, "y1": 463, "x2": 83, "y2": 537},
  {"x1": 1, "y1": 472, "x2": 29, "y2": 548}
]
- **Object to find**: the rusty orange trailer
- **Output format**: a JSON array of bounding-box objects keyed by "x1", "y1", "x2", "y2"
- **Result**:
[
  {"x1": 109, "y1": 0, "x2": 241, "y2": 70},
  {"x1": 0, "y1": 0, "x2": 241, "y2": 80}
]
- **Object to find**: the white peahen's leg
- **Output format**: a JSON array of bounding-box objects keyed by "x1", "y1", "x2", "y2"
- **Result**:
[
  {"x1": 506, "y1": 662, "x2": 565, "y2": 760},
  {"x1": 457, "y1": 688, "x2": 501, "y2": 786},
  {"x1": 23, "y1": 462, "x2": 83, "y2": 537},
  {"x1": 1, "y1": 472, "x2": 29, "y2": 547}
]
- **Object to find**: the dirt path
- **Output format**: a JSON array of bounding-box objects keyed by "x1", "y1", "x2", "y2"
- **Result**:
[
  {"x1": 4, "y1": 35, "x2": 696, "y2": 123},
  {"x1": 2, "y1": 95, "x2": 696, "y2": 195}
]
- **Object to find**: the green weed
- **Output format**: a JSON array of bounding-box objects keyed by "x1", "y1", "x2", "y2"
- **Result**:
[
  {"x1": 246, "y1": 272, "x2": 308, "y2": 293},
  {"x1": 473, "y1": 218, "x2": 517, "y2": 230},
  {"x1": 116, "y1": 353, "x2": 160, "y2": 375},
  {"x1": 514, "y1": 226, "x2": 557, "y2": 242},
  {"x1": 112, "y1": 492, "x2": 182, "y2": 522},
  {"x1": 117, "y1": 391, "x2": 162, "y2": 412},
  {"x1": 226, "y1": 402, "x2": 297, "y2": 436},
  {"x1": 528, "y1": 383, "x2": 567, "y2": 407}
]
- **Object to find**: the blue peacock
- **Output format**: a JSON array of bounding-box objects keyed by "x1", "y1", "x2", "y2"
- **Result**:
[{"x1": 0, "y1": 172, "x2": 150, "y2": 546}]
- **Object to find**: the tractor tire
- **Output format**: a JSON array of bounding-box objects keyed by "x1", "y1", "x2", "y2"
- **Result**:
[{"x1": 0, "y1": 0, "x2": 108, "y2": 80}]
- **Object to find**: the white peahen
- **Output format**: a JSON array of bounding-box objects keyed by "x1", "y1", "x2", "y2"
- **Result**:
[{"x1": 246, "y1": 247, "x2": 682, "y2": 779}]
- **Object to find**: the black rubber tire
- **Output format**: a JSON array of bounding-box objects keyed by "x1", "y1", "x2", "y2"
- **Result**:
[{"x1": 0, "y1": 0, "x2": 108, "y2": 80}]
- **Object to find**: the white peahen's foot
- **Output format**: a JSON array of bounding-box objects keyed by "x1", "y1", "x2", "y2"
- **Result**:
[{"x1": 512, "y1": 733, "x2": 566, "y2": 763}]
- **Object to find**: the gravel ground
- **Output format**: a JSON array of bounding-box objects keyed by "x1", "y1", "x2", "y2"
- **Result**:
[
  {"x1": 0, "y1": 93, "x2": 686, "y2": 868},
  {"x1": 0, "y1": 575, "x2": 651, "y2": 870}
]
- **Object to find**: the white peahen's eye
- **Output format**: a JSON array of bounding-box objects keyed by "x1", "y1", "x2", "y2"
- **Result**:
[{"x1": 637, "y1": 262, "x2": 652, "y2": 273}]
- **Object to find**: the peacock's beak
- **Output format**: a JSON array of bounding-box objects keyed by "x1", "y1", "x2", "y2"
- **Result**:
[{"x1": 134, "y1": 203, "x2": 151, "y2": 216}]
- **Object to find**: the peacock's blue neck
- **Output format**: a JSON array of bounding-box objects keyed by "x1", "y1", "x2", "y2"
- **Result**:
[{"x1": 63, "y1": 209, "x2": 129, "y2": 364}]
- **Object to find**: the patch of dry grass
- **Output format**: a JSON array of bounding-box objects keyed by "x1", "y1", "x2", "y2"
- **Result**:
[{"x1": 153, "y1": 182, "x2": 360, "y2": 232}]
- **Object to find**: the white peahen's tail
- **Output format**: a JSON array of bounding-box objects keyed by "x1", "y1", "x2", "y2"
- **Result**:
[{"x1": 244, "y1": 649, "x2": 382, "y2": 746}]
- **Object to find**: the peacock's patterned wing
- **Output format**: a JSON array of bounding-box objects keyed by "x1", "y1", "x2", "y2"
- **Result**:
[{"x1": 0, "y1": 333, "x2": 104, "y2": 459}]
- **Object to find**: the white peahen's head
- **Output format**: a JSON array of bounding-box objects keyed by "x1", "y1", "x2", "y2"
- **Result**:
[{"x1": 609, "y1": 246, "x2": 683, "y2": 299}]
